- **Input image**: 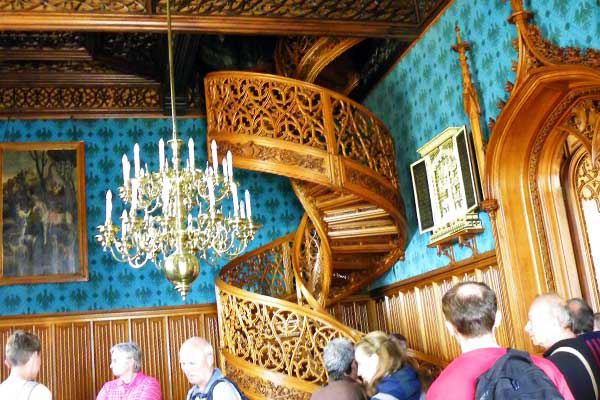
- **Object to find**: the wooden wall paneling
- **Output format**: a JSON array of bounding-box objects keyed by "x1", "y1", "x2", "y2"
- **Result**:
[
  {"x1": 55, "y1": 322, "x2": 94, "y2": 400},
  {"x1": 203, "y1": 313, "x2": 221, "y2": 369},
  {"x1": 431, "y1": 282, "x2": 450, "y2": 361},
  {"x1": 0, "y1": 305, "x2": 218, "y2": 400},
  {"x1": 379, "y1": 297, "x2": 391, "y2": 332},
  {"x1": 167, "y1": 314, "x2": 200, "y2": 400},
  {"x1": 166, "y1": 315, "x2": 188, "y2": 400},
  {"x1": 420, "y1": 285, "x2": 442, "y2": 357},
  {"x1": 33, "y1": 325, "x2": 54, "y2": 393},
  {"x1": 331, "y1": 299, "x2": 371, "y2": 333},
  {"x1": 385, "y1": 295, "x2": 398, "y2": 337},
  {"x1": 403, "y1": 290, "x2": 421, "y2": 353},
  {"x1": 354, "y1": 302, "x2": 370, "y2": 333},
  {"x1": 480, "y1": 266, "x2": 516, "y2": 348},
  {"x1": 342, "y1": 252, "x2": 501, "y2": 363},
  {"x1": 131, "y1": 317, "x2": 169, "y2": 400},
  {"x1": 92, "y1": 319, "x2": 129, "y2": 396},
  {"x1": 0, "y1": 326, "x2": 11, "y2": 382}
]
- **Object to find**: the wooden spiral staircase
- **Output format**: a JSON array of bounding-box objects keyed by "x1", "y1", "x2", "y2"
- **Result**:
[{"x1": 208, "y1": 38, "x2": 438, "y2": 400}]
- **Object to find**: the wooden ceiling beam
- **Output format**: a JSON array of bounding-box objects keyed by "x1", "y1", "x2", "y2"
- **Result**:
[{"x1": 0, "y1": 14, "x2": 420, "y2": 39}]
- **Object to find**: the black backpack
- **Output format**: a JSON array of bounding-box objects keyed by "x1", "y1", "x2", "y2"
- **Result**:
[
  {"x1": 188, "y1": 377, "x2": 248, "y2": 400},
  {"x1": 474, "y1": 349, "x2": 565, "y2": 400}
]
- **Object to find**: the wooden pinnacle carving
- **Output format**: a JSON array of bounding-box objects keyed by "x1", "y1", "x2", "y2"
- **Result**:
[{"x1": 452, "y1": 24, "x2": 487, "y2": 189}]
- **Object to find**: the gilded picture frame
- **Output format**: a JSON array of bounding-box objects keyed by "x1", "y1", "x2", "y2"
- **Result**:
[{"x1": 0, "y1": 142, "x2": 88, "y2": 285}]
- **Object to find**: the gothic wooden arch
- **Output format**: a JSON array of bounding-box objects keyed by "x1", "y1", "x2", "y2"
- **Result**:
[
  {"x1": 485, "y1": 68, "x2": 600, "y2": 348},
  {"x1": 479, "y1": 1, "x2": 600, "y2": 350}
]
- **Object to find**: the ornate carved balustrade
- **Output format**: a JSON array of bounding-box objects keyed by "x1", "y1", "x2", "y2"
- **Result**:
[
  {"x1": 205, "y1": 72, "x2": 404, "y2": 222},
  {"x1": 215, "y1": 238, "x2": 448, "y2": 399},
  {"x1": 207, "y1": 71, "x2": 412, "y2": 399},
  {"x1": 215, "y1": 237, "x2": 362, "y2": 400}
]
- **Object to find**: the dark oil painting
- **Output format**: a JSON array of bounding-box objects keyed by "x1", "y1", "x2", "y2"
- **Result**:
[{"x1": 1, "y1": 142, "x2": 87, "y2": 284}]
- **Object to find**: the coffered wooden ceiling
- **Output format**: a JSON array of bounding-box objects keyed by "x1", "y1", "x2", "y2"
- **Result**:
[{"x1": 0, "y1": 0, "x2": 451, "y2": 116}]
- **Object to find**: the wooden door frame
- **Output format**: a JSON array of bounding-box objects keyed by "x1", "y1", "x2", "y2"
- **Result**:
[{"x1": 485, "y1": 66, "x2": 600, "y2": 350}]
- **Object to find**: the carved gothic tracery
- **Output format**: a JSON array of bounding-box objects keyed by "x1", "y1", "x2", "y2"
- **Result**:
[
  {"x1": 155, "y1": 0, "x2": 418, "y2": 22},
  {"x1": 0, "y1": 86, "x2": 160, "y2": 112},
  {"x1": 226, "y1": 364, "x2": 311, "y2": 400},
  {"x1": 205, "y1": 73, "x2": 398, "y2": 185},
  {"x1": 0, "y1": 0, "x2": 147, "y2": 12},
  {"x1": 0, "y1": 32, "x2": 86, "y2": 50},
  {"x1": 577, "y1": 155, "x2": 600, "y2": 212}
]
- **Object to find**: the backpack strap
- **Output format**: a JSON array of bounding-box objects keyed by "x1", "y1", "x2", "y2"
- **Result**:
[
  {"x1": 372, "y1": 393, "x2": 400, "y2": 400},
  {"x1": 22, "y1": 381, "x2": 39, "y2": 400},
  {"x1": 205, "y1": 377, "x2": 243, "y2": 400},
  {"x1": 551, "y1": 346, "x2": 598, "y2": 400}
]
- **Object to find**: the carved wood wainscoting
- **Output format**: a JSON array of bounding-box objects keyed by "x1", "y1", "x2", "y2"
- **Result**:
[
  {"x1": 0, "y1": 304, "x2": 218, "y2": 400},
  {"x1": 329, "y1": 251, "x2": 514, "y2": 364}
]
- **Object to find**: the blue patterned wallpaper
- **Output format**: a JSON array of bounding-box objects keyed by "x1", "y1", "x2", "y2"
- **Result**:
[
  {"x1": 365, "y1": 0, "x2": 600, "y2": 287},
  {"x1": 0, "y1": 118, "x2": 304, "y2": 315},
  {"x1": 529, "y1": 0, "x2": 600, "y2": 48}
]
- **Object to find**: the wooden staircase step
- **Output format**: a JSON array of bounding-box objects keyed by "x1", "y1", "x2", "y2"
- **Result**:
[
  {"x1": 315, "y1": 193, "x2": 362, "y2": 210},
  {"x1": 332, "y1": 253, "x2": 382, "y2": 270},
  {"x1": 323, "y1": 206, "x2": 388, "y2": 224},
  {"x1": 327, "y1": 217, "x2": 395, "y2": 230},
  {"x1": 328, "y1": 225, "x2": 398, "y2": 239},
  {"x1": 332, "y1": 260, "x2": 367, "y2": 270},
  {"x1": 304, "y1": 183, "x2": 332, "y2": 197},
  {"x1": 331, "y1": 242, "x2": 397, "y2": 253}
]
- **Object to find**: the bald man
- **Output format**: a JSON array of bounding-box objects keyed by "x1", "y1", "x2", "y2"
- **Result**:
[
  {"x1": 526, "y1": 294, "x2": 600, "y2": 400},
  {"x1": 179, "y1": 337, "x2": 243, "y2": 400}
]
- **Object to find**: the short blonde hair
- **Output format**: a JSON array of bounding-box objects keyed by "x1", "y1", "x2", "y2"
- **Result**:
[{"x1": 355, "y1": 331, "x2": 406, "y2": 395}]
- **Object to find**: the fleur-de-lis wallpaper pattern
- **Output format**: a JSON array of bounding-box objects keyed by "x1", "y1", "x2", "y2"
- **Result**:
[
  {"x1": 365, "y1": 0, "x2": 600, "y2": 288},
  {"x1": 0, "y1": 118, "x2": 304, "y2": 314}
]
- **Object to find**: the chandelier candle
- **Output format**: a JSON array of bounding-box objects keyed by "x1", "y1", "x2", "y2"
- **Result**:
[{"x1": 96, "y1": 138, "x2": 259, "y2": 300}]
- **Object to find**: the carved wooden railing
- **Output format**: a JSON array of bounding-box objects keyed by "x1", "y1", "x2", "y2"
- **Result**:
[
  {"x1": 215, "y1": 237, "x2": 362, "y2": 399},
  {"x1": 205, "y1": 71, "x2": 416, "y2": 398},
  {"x1": 206, "y1": 71, "x2": 407, "y2": 305},
  {"x1": 215, "y1": 238, "x2": 446, "y2": 399},
  {"x1": 274, "y1": 36, "x2": 363, "y2": 95}
]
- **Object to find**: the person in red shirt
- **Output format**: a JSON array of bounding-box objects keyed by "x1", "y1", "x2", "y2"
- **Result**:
[
  {"x1": 96, "y1": 342, "x2": 161, "y2": 400},
  {"x1": 427, "y1": 281, "x2": 573, "y2": 400}
]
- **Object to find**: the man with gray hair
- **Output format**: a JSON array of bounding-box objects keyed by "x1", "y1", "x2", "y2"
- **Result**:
[
  {"x1": 526, "y1": 294, "x2": 600, "y2": 399},
  {"x1": 567, "y1": 297, "x2": 594, "y2": 335},
  {"x1": 179, "y1": 336, "x2": 243, "y2": 400},
  {"x1": 96, "y1": 342, "x2": 161, "y2": 400},
  {"x1": 310, "y1": 338, "x2": 366, "y2": 400}
]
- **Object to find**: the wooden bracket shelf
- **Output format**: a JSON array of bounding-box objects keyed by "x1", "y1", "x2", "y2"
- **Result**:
[{"x1": 427, "y1": 227, "x2": 483, "y2": 264}]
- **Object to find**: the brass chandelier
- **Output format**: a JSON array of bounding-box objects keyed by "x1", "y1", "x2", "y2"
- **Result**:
[{"x1": 95, "y1": 0, "x2": 258, "y2": 300}]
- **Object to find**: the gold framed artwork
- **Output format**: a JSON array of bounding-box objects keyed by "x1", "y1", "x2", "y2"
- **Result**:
[{"x1": 0, "y1": 142, "x2": 88, "y2": 285}]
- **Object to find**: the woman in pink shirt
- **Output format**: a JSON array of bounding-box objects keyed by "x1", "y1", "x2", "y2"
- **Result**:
[{"x1": 96, "y1": 342, "x2": 161, "y2": 400}]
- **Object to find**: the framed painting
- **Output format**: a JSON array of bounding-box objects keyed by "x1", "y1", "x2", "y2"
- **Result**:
[{"x1": 0, "y1": 142, "x2": 88, "y2": 284}]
